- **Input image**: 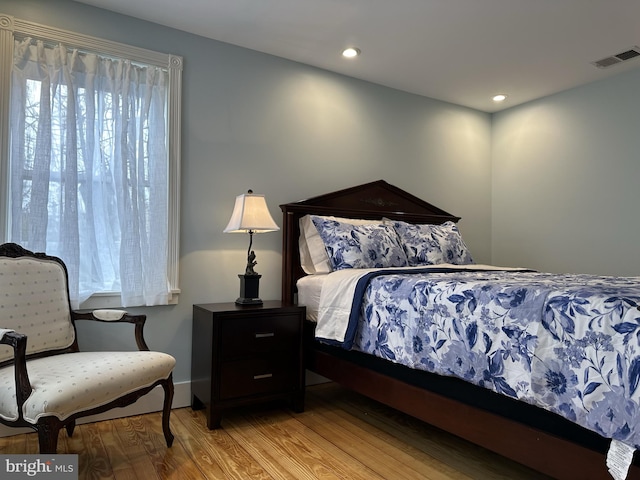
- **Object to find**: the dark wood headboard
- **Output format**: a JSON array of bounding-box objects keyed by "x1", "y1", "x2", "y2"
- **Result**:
[{"x1": 279, "y1": 180, "x2": 460, "y2": 304}]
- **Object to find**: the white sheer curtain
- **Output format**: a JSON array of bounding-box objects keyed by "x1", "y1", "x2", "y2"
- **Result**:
[{"x1": 9, "y1": 37, "x2": 170, "y2": 308}]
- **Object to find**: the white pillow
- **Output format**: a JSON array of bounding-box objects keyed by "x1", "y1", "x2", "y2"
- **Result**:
[{"x1": 299, "y1": 215, "x2": 382, "y2": 274}]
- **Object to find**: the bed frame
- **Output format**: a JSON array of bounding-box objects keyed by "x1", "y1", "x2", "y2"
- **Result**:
[{"x1": 280, "y1": 180, "x2": 640, "y2": 480}]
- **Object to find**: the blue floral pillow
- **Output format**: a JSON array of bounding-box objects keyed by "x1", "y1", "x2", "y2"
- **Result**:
[
  {"x1": 311, "y1": 216, "x2": 408, "y2": 271},
  {"x1": 391, "y1": 220, "x2": 474, "y2": 266}
]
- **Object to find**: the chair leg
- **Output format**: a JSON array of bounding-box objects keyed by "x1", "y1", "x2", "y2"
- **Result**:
[
  {"x1": 37, "y1": 417, "x2": 63, "y2": 454},
  {"x1": 162, "y1": 375, "x2": 175, "y2": 447}
]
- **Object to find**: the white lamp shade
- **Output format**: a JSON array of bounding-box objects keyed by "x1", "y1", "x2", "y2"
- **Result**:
[{"x1": 223, "y1": 193, "x2": 280, "y2": 233}]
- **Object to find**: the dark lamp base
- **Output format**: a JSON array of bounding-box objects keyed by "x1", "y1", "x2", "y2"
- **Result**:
[{"x1": 236, "y1": 274, "x2": 262, "y2": 305}]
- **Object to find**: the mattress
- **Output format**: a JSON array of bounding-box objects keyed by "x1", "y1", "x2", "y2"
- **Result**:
[{"x1": 296, "y1": 274, "x2": 327, "y2": 322}]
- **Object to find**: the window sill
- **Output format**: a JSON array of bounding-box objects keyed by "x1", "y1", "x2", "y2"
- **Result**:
[{"x1": 79, "y1": 290, "x2": 180, "y2": 310}]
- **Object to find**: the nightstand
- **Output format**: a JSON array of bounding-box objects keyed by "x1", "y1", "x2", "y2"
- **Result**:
[{"x1": 191, "y1": 301, "x2": 305, "y2": 429}]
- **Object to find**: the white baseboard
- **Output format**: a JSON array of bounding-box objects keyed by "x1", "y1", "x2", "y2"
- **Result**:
[
  {"x1": 0, "y1": 380, "x2": 192, "y2": 438},
  {"x1": 305, "y1": 370, "x2": 330, "y2": 385}
]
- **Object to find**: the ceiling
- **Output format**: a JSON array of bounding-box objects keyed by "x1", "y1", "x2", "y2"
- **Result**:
[{"x1": 74, "y1": 0, "x2": 640, "y2": 112}]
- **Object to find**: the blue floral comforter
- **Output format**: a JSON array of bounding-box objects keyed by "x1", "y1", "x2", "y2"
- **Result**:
[{"x1": 314, "y1": 265, "x2": 640, "y2": 448}]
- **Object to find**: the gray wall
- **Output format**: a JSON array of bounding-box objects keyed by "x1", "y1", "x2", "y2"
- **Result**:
[
  {"x1": 492, "y1": 67, "x2": 640, "y2": 276},
  {"x1": 0, "y1": 0, "x2": 492, "y2": 387}
]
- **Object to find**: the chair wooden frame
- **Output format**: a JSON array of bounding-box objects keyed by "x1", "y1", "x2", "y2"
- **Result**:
[{"x1": 0, "y1": 242, "x2": 175, "y2": 453}]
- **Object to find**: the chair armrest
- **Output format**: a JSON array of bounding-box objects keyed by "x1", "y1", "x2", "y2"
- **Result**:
[
  {"x1": 72, "y1": 310, "x2": 150, "y2": 351},
  {"x1": 0, "y1": 331, "x2": 33, "y2": 413}
]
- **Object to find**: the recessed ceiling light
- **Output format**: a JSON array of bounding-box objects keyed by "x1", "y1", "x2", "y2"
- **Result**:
[
  {"x1": 342, "y1": 47, "x2": 361, "y2": 58},
  {"x1": 492, "y1": 94, "x2": 507, "y2": 102}
]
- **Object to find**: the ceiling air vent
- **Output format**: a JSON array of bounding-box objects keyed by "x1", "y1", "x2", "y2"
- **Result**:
[{"x1": 592, "y1": 46, "x2": 640, "y2": 69}]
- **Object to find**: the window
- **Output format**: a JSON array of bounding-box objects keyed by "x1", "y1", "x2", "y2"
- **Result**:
[{"x1": 0, "y1": 14, "x2": 182, "y2": 308}]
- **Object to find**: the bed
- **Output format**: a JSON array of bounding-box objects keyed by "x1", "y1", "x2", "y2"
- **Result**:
[{"x1": 280, "y1": 180, "x2": 640, "y2": 480}]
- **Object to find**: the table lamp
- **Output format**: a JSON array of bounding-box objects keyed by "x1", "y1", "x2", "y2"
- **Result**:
[{"x1": 223, "y1": 189, "x2": 280, "y2": 305}]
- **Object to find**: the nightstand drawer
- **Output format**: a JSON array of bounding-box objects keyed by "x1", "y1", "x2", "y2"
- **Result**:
[
  {"x1": 220, "y1": 314, "x2": 300, "y2": 358},
  {"x1": 219, "y1": 356, "x2": 296, "y2": 399}
]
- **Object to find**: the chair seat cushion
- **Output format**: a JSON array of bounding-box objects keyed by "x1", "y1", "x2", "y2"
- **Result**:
[{"x1": 0, "y1": 351, "x2": 175, "y2": 424}]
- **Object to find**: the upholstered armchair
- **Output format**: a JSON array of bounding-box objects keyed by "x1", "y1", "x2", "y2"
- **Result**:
[{"x1": 0, "y1": 243, "x2": 175, "y2": 453}]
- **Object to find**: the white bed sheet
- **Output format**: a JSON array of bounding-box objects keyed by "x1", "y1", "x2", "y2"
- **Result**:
[{"x1": 296, "y1": 274, "x2": 328, "y2": 322}]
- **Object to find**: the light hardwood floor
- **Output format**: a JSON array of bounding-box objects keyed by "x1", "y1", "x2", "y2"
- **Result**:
[{"x1": 0, "y1": 383, "x2": 550, "y2": 479}]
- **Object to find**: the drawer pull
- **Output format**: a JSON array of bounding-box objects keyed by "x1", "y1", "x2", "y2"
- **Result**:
[
  {"x1": 253, "y1": 373, "x2": 273, "y2": 380},
  {"x1": 255, "y1": 332, "x2": 275, "y2": 338}
]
